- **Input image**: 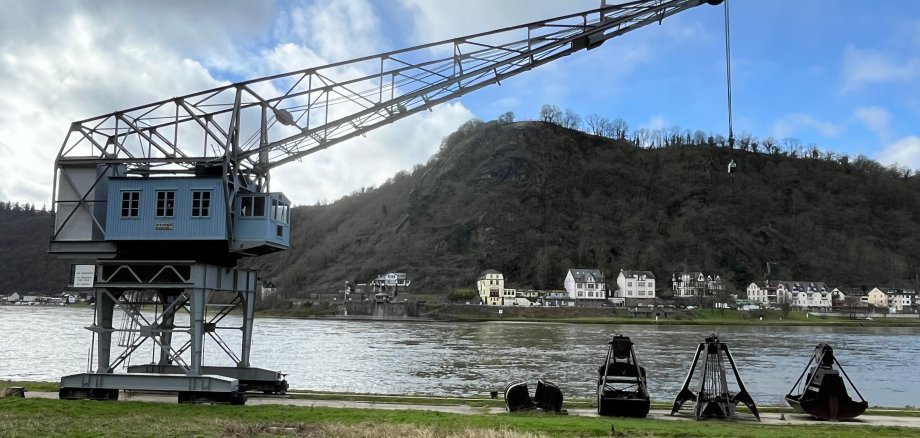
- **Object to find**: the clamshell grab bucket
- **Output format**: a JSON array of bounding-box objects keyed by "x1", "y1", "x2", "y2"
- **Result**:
[
  {"x1": 597, "y1": 335, "x2": 651, "y2": 417},
  {"x1": 785, "y1": 343, "x2": 868, "y2": 421}
]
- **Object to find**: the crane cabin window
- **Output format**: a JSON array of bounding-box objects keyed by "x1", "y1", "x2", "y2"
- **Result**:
[
  {"x1": 121, "y1": 191, "x2": 140, "y2": 218},
  {"x1": 240, "y1": 195, "x2": 265, "y2": 217},
  {"x1": 156, "y1": 191, "x2": 175, "y2": 217},
  {"x1": 271, "y1": 198, "x2": 289, "y2": 223},
  {"x1": 191, "y1": 190, "x2": 211, "y2": 217}
]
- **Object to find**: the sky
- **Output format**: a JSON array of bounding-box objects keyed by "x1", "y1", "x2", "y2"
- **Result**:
[{"x1": 1, "y1": 0, "x2": 919, "y2": 207}]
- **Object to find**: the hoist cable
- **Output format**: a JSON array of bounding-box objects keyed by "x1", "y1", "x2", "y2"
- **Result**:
[
  {"x1": 723, "y1": 0, "x2": 734, "y2": 149},
  {"x1": 723, "y1": 0, "x2": 736, "y2": 197}
]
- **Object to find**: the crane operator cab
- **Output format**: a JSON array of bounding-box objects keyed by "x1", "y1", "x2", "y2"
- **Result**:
[{"x1": 50, "y1": 161, "x2": 290, "y2": 266}]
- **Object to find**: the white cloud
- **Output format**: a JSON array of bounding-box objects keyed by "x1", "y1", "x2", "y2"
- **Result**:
[
  {"x1": 641, "y1": 115, "x2": 670, "y2": 131},
  {"x1": 0, "y1": 4, "x2": 230, "y2": 204},
  {"x1": 852, "y1": 106, "x2": 892, "y2": 141},
  {"x1": 283, "y1": 0, "x2": 382, "y2": 62},
  {"x1": 270, "y1": 102, "x2": 474, "y2": 205},
  {"x1": 772, "y1": 113, "x2": 842, "y2": 139},
  {"x1": 0, "y1": 0, "x2": 475, "y2": 207},
  {"x1": 398, "y1": 0, "x2": 595, "y2": 44},
  {"x1": 877, "y1": 136, "x2": 920, "y2": 171},
  {"x1": 841, "y1": 45, "x2": 920, "y2": 92}
]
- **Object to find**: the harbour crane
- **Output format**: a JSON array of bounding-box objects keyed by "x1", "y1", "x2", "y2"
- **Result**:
[{"x1": 50, "y1": 0, "x2": 727, "y2": 404}]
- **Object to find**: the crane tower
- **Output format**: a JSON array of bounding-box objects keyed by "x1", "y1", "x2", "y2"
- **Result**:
[{"x1": 49, "y1": 0, "x2": 725, "y2": 403}]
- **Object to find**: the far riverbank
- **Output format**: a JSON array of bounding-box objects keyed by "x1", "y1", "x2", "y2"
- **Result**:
[{"x1": 258, "y1": 305, "x2": 920, "y2": 327}]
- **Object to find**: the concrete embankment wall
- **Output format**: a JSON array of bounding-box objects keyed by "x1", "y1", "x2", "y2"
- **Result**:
[
  {"x1": 418, "y1": 303, "x2": 622, "y2": 320},
  {"x1": 341, "y1": 300, "x2": 419, "y2": 318}
]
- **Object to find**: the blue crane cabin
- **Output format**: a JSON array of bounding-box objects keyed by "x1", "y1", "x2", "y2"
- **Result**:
[
  {"x1": 102, "y1": 176, "x2": 290, "y2": 264},
  {"x1": 232, "y1": 192, "x2": 291, "y2": 255}
]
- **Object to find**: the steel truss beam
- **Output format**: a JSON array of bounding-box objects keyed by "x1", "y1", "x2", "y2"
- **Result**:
[
  {"x1": 60, "y1": 262, "x2": 286, "y2": 402},
  {"x1": 54, "y1": 0, "x2": 719, "y2": 190}
]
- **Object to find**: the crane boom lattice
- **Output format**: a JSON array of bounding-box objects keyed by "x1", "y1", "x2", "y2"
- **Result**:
[{"x1": 55, "y1": 0, "x2": 720, "y2": 186}]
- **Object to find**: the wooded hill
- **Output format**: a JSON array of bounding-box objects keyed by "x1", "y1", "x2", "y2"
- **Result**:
[
  {"x1": 3, "y1": 120, "x2": 919, "y2": 295},
  {"x1": 0, "y1": 203, "x2": 70, "y2": 293},
  {"x1": 247, "y1": 120, "x2": 920, "y2": 296}
]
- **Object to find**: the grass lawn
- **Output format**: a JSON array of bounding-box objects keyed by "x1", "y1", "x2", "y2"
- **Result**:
[{"x1": 1, "y1": 397, "x2": 917, "y2": 438}]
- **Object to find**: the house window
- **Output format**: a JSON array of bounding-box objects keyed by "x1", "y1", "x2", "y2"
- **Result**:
[
  {"x1": 156, "y1": 191, "x2": 175, "y2": 217},
  {"x1": 627, "y1": 282, "x2": 633, "y2": 287},
  {"x1": 588, "y1": 283, "x2": 595, "y2": 289},
  {"x1": 240, "y1": 195, "x2": 265, "y2": 217},
  {"x1": 192, "y1": 190, "x2": 211, "y2": 217},
  {"x1": 639, "y1": 291, "x2": 646, "y2": 296},
  {"x1": 588, "y1": 291, "x2": 594, "y2": 297},
  {"x1": 627, "y1": 291, "x2": 633, "y2": 296},
  {"x1": 121, "y1": 191, "x2": 140, "y2": 218},
  {"x1": 577, "y1": 291, "x2": 583, "y2": 297},
  {"x1": 639, "y1": 282, "x2": 646, "y2": 287}
]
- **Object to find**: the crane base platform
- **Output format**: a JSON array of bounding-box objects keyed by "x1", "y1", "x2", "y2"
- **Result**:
[
  {"x1": 127, "y1": 364, "x2": 288, "y2": 394},
  {"x1": 59, "y1": 372, "x2": 246, "y2": 404}
]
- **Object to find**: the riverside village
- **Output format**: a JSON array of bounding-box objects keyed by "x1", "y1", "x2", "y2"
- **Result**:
[{"x1": 6, "y1": 267, "x2": 917, "y2": 320}]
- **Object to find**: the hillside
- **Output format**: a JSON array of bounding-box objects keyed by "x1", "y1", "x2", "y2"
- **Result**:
[
  {"x1": 247, "y1": 120, "x2": 920, "y2": 295},
  {"x1": 0, "y1": 204, "x2": 70, "y2": 293},
  {"x1": 3, "y1": 120, "x2": 919, "y2": 296}
]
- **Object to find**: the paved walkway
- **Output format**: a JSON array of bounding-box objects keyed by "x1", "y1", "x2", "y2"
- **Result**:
[{"x1": 26, "y1": 391, "x2": 920, "y2": 429}]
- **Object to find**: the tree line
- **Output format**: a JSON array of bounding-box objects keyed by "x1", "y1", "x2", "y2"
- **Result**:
[{"x1": 493, "y1": 104, "x2": 915, "y2": 179}]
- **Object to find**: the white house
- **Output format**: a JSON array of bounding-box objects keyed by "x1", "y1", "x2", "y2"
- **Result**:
[
  {"x1": 868, "y1": 288, "x2": 916, "y2": 313},
  {"x1": 746, "y1": 282, "x2": 780, "y2": 306},
  {"x1": 564, "y1": 268, "x2": 606, "y2": 300},
  {"x1": 671, "y1": 272, "x2": 724, "y2": 298},
  {"x1": 747, "y1": 280, "x2": 830, "y2": 309},
  {"x1": 866, "y1": 288, "x2": 888, "y2": 310},
  {"x1": 476, "y1": 269, "x2": 519, "y2": 306},
  {"x1": 261, "y1": 280, "x2": 278, "y2": 298},
  {"x1": 370, "y1": 272, "x2": 410, "y2": 294},
  {"x1": 541, "y1": 291, "x2": 575, "y2": 307},
  {"x1": 616, "y1": 270, "x2": 656, "y2": 299}
]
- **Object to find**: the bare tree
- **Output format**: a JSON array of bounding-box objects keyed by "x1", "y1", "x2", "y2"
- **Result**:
[
  {"x1": 585, "y1": 113, "x2": 607, "y2": 136},
  {"x1": 737, "y1": 132, "x2": 755, "y2": 152},
  {"x1": 636, "y1": 128, "x2": 652, "y2": 148},
  {"x1": 497, "y1": 111, "x2": 515, "y2": 124},
  {"x1": 560, "y1": 108, "x2": 581, "y2": 130},
  {"x1": 611, "y1": 118, "x2": 629, "y2": 140},
  {"x1": 693, "y1": 130, "x2": 706, "y2": 146},
  {"x1": 762, "y1": 136, "x2": 779, "y2": 154},
  {"x1": 539, "y1": 104, "x2": 562, "y2": 124},
  {"x1": 782, "y1": 137, "x2": 803, "y2": 158},
  {"x1": 665, "y1": 125, "x2": 682, "y2": 147}
]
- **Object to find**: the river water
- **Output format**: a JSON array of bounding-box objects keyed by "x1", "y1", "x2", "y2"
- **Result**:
[{"x1": 1, "y1": 306, "x2": 918, "y2": 407}]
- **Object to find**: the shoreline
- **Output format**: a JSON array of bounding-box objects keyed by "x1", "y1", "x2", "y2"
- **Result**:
[
  {"x1": 6, "y1": 304, "x2": 919, "y2": 327},
  {"x1": 256, "y1": 312, "x2": 920, "y2": 327}
]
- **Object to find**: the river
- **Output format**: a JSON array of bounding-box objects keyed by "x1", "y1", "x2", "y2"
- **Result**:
[{"x1": 1, "y1": 306, "x2": 918, "y2": 407}]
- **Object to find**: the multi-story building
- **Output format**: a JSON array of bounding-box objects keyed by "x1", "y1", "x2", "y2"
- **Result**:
[
  {"x1": 475, "y1": 269, "x2": 521, "y2": 306},
  {"x1": 670, "y1": 272, "x2": 724, "y2": 298},
  {"x1": 615, "y1": 270, "x2": 656, "y2": 299},
  {"x1": 746, "y1": 280, "x2": 830, "y2": 309},
  {"x1": 746, "y1": 281, "x2": 780, "y2": 306},
  {"x1": 868, "y1": 287, "x2": 916, "y2": 313},
  {"x1": 563, "y1": 268, "x2": 607, "y2": 301},
  {"x1": 477, "y1": 269, "x2": 505, "y2": 306}
]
